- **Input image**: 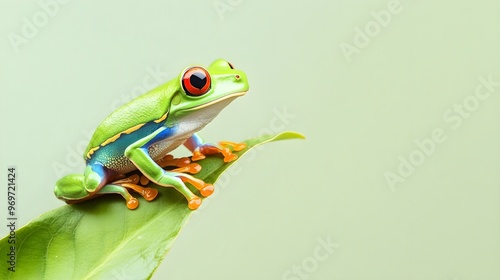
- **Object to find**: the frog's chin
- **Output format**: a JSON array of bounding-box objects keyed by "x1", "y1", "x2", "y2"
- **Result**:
[{"x1": 183, "y1": 91, "x2": 247, "y2": 112}]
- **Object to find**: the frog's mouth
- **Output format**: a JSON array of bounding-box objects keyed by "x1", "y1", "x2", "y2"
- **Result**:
[{"x1": 184, "y1": 91, "x2": 247, "y2": 112}]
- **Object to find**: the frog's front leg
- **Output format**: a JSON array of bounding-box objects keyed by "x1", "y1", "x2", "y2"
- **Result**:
[
  {"x1": 139, "y1": 154, "x2": 201, "y2": 186},
  {"x1": 125, "y1": 128, "x2": 213, "y2": 210},
  {"x1": 184, "y1": 133, "x2": 246, "y2": 162}
]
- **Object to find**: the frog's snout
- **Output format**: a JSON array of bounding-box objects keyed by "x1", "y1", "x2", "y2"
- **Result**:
[{"x1": 231, "y1": 68, "x2": 249, "y2": 93}]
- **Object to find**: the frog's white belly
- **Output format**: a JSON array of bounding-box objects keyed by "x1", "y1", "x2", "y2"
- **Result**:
[{"x1": 148, "y1": 132, "x2": 191, "y2": 161}]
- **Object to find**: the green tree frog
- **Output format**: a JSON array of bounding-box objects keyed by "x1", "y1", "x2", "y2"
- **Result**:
[{"x1": 54, "y1": 59, "x2": 249, "y2": 210}]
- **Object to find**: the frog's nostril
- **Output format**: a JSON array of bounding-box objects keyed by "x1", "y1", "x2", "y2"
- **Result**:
[
  {"x1": 228, "y1": 62, "x2": 235, "y2": 69},
  {"x1": 235, "y1": 74, "x2": 240, "y2": 80}
]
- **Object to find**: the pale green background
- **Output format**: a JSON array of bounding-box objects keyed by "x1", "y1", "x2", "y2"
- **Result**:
[{"x1": 1, "y1": 0, "x2": 500, "y2": 279}]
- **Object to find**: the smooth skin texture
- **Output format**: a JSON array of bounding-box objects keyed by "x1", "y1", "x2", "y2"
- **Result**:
[{"x1": 54, "y1": 59, "x2": 249, "y2": 210}]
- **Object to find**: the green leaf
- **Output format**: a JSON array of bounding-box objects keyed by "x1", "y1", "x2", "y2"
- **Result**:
[{"x1": 0, "y1": 131, "x2": 304, "y2": 280}]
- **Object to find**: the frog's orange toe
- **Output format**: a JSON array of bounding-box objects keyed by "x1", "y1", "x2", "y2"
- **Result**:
[
  {"x1": 143, "y1": 188, "x2": 158, "y2": 201},
  {"x1": 200, "y1": 184, "x2": 214, "y2": 197},
  {"x1": 220, "y1": 141, "x2": 246, "y2": 151},
  {"x1": 128, "y1": 174, "x2": 140, "y2": 184},
  {"x1": 140, "y1": 175, "x2": 150, "y2": 186},
  {"x1": 191, "y1": 150, "x2": 206, "y2": 161},
  {"x1": 127, "y1": 197, "x2": 139, "y2": 210},
  {"x1": 223, "y1": 154, "x2": 238, "y2": 162},
  {"x1": 233, "y1": 143, "x2": 246, "y2": 151},
  {"x1": 186, "y1": 163, "x2": 202, "y2": 174},
  {"x1": 170, "y1": 163, "x2": 202, "y2": 174},
  {"x1": 177, "y1": 157, "x2": 191, "y2": 167},
  {"x1": 188, "y1": 196, "x2": 202, "y2": 210}
]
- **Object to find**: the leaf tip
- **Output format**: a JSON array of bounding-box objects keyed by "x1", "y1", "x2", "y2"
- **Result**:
[{"x1": 273, "y1": 131, "x2": 306, "y2": 141}]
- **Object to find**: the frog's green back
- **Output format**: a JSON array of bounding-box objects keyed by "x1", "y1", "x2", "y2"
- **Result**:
[{"x1": 83, "y1": 81, "x2": 177, "y2": 159}]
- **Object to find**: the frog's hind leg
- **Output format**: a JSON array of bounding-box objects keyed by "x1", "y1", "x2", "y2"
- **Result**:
[
  {"x1": 95, "y1": 175, "x2": 159, "y2": 210},
  {"x1": 55, "y1": 172, "x2": 157, "y2": 210},
  {"x1": 96, "y1": 184, "x2": 140, "y2": 210}
]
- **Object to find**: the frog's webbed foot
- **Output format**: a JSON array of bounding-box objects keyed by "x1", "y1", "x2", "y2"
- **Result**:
[
  {"x1": 191, "y1": 141, "x2": 246, "y2": 162},
  {"x1": 106, "y1": 174, "x2": 159, "y2": 209},
  {"x1": 156, "y1": 154, "x2": 201, "y2": 174},
  {"x1": 139, "y1": 154, "x2": 202, "y2": 186}
]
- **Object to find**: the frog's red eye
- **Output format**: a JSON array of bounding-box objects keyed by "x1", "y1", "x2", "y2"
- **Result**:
[{"x1": 182, "y1": 67, "x2": 211, "y2": 96}]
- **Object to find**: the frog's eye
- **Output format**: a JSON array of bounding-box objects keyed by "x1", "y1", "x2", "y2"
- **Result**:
[{"x1": 182, "y1": 67, "x2": 211, "y2": 96}]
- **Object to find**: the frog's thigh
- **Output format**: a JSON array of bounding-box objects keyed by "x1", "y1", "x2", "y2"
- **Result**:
[
  {"x1": 54, "y1": 174, "x2": 90, "y2": 200},
  {"x1": 83, "y1": 163, "x2": 108, "y2": 192},
  {"x1": 124, "y1": 127, "x2": 199, "y2": 203}
]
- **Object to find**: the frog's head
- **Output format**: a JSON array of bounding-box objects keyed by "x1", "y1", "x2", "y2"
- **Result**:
[{"x1": 168, "y1": 59, "x2": 249, "y2": 121}]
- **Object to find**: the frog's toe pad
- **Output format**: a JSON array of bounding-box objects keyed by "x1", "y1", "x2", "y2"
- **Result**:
[
  {"x1": 188, "y1": 196, "x2": 202, "y2": 210},
  {"x1": 143, "y1": 188, "x2": 158, "y2": 201},
  {"x1": 170, "y1": 163, "x2": 201, "y2": 174},
  {"x1": 127, "y1": 197, "x2": 139, "y2": 210},
  {"x1": 220, "y1": 141, "x2": 246, "y2": 152},
  {"x1": 223, "y1": 153, "x2": 238, "y2": 162},
  {"x1": 176, "y1": 157, "x2": 192, "y2": 167},
  {"x1": 200, "y1": 184, "x2": 214, "y2": 197},
  {"x1": 191, "y1": 150, "x2": 206, "y2": 161},
  {"x1": 186, "y1": 163, "x2": 202, "y2": 174},
  {"x1": 140, "y1": 175, "x2": 150, "y2": 185},
  {"x1": 233, "y1": 143, "x2": 246, "y2": 151}
]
